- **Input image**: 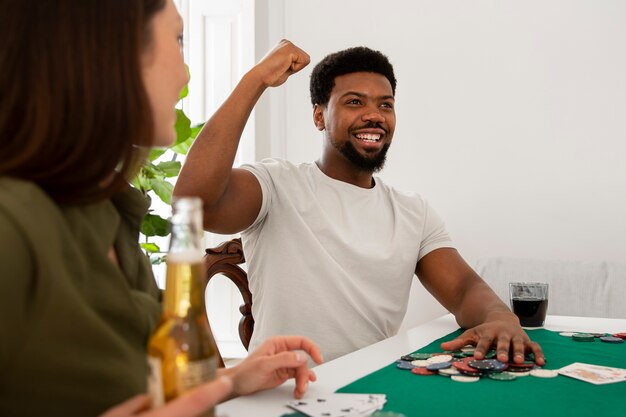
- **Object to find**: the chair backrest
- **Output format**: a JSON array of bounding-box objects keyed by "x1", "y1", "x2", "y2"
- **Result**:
[{"x1": 204, "y1": 238, "x2": 253, "y2": 367}]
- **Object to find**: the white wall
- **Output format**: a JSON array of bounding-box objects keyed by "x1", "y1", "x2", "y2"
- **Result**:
[{"x1": 255, "y1": 0, "x2": 626, "y2": 329}]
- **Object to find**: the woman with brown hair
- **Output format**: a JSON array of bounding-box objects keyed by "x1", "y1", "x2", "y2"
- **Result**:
[{"x1": 0, "y1": 0, "x2": 321, "y2": 416}]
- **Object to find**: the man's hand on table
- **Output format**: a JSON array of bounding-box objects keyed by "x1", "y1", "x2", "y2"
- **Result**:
[{"x1": 440, "y1": 311, "x2": 546, "y2": 366}]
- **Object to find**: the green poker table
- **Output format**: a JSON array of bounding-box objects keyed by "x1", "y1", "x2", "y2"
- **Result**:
[
  {"x1": 335, "y1": 327, "x2": 626, "y2": 416},
  {"x1": 220, "y1": 314, "x2": 626, "y2": 417}
]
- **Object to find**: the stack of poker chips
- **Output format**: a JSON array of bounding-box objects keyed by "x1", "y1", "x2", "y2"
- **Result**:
[
  {"x1": 560, "y1": 331, "x2": 626, "y2": 344},
  {"x1": 395, "y1": 348, "x2": 558, "y2": 382}
]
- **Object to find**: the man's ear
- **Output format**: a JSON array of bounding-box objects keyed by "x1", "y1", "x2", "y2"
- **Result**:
[{"x1": 313, "y1": 104, "x2": 325, "y2": 131}]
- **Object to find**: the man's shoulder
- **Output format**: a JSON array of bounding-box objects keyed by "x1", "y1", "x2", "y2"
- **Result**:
[
  {"x1": 243, "y1": 157, "x2": 313, "y2": 170},
  {"x1": 241, "y1": 158, "x2": 316, "y2": 180},
  {"x1": 374, "y1": 176, "x2": 428, "y2": 207}
]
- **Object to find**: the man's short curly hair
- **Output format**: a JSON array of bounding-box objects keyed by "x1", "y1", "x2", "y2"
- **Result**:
[{"x1": 309, "y1": 46, "x2": 397, "y2": 107}]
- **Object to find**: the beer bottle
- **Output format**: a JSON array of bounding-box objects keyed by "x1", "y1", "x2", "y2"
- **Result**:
[{"x1": 147, "y1": 197, "x2": 218, "y2": 416}]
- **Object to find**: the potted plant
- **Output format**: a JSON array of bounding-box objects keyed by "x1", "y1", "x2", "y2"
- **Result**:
[{"x1": 131, "y1": 82, "x2": 203, "y2": 266}]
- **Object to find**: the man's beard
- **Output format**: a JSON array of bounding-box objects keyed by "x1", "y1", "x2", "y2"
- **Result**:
[{"x1": 337, "y1": 140, "x2": 390, "y2": 173}]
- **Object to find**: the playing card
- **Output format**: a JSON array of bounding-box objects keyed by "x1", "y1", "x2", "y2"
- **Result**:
[
  {"x1": 558, "y1": 362, "x2": 626, "y2": 385},
  {"x1": 287, "y1": 393, "x2": 386, "y2": 417}
]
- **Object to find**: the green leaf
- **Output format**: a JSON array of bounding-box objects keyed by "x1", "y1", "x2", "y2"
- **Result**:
[
  {"x1": 140, "y1": 242, "x2": 161, "y2": 253},
  {"x1": 149, "y1": 148, "x2": 166, "y2": 162},
  {"x1": 143, "y1": 164, "x2": 165, "y2": 183},
  {"x1": 141, "y1": 213, "x2": 169, "y2": 237},
  {"x1": 147, "y1": 165, "x2": 166, "y2": 180},
  {"x1": 130, "y1": 65, "x2": 203, "y2": 265},
  {"x1": 156, "y1": 161, "x2": 181, "y2": 178},
  {"x1": 133, "y1": 170, "x2": 152, "y2": 192},
  {"x1": 179, "y1": 84, "x2": 189, "y2": 100},
  {"x1": 130, "y1": 176, "x2": 141, "y2": 190},
  {"x1": 179, "y1": 65, "x2": 190, "y2": 99},
  {"x1": 142, "y1": 163, "x2": 156, "y2": 177},
  {"x1": 190, "y1": 123, "x2": 204, "y2": 139},
  {"x1": 170, "y1": 123, "x2": 204, "y2": 154},
  {"x1": 174, "y1": 110, "x2": 191, "y2": 145},
  {"x1": 170, "y1": 136, "x2": 194, "y2": 155},
  {"x1": 150, "y1": 179, "x2": 174, "y2": 204}
]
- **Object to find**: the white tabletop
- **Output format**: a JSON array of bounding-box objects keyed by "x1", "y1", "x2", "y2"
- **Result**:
[{"x1": 217, "y1": 314, "x2": 626, "y2": 417}]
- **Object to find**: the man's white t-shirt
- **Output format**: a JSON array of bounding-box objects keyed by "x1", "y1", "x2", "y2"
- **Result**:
[{"x1": 241, "y1": 159, "x2": 454, "y2": 361}]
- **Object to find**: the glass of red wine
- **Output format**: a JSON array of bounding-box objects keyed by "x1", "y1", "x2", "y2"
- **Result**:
[{"x1": 509, "y1": 282, "x2": 549, "y2": 328}]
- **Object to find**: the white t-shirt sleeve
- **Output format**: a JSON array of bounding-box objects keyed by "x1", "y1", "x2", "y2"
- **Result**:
[
  {"x1": 417, "y1": 201, "x2": 454, "y2": 261},
  {"x1": 239, "y1": 159, "x2": 276, "y2": 232}
]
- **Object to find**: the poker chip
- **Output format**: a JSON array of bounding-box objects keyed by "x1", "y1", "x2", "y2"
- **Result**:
[
  {"x1": 484, "y1": 359, "x2": 508, "y2": 372},
  {"x1": 442, "y1": 350, "x2": 465, "y2": 358},
  {"x1": 559, "y1": 332, "x2": 576, "y2": 337},
  {"x1": 530, "y1": 369, "x2": 559, "y2": 378},
  {"x1": 460, "y1": 346, "x2": 476, "y2": 355},
  {"x1": 451, "y1": 375, "x2": 480, "y2": 383},
  {"x1": 438, "y1": 368, "x2": 461, "y2": 377},
  {"x1": 507, "y1": 360, "x2": 535, "y2": 370},
  {"x1": 613, "y1": 333, "x2": 626, "y2": 340},
  {"x1": 505, "y1": 370, "x2": 530, "y2": 377},
  {"x1": 507, "y1": 367, "x2": 535, "y2": 374},
  {"x1": 468, "y1": 360, "x2": 495, "y2": 371},
  {"x1": 600, "y1": 336, "x2": 624, "y2": 344},
  {"x1": 452, "y1": 361, "x2": 482, "y2": 376},
  {"x1": 411, "y1": 367, "x2": 437, "y2": 376},
  {"x1": 411, "y1": 352, "x2": 433, "y2": 360},
  {"x1": 396, "y1": 361, "x2": 415, "y2": 370},
  {"x1": 410, "y1": 360, "x2": 430, "y2": 367},
  {"x1": 488, "y1": 372, "x2": 517, "y2": 381},
  {"x1": 572, "y1": 333, "x2": 595, "y2": 342},
  {"x1": 426, "y1": 361, "x2": 452, "y2": 371},
  {"x1": 400, "y1": 352, "x2": 434, "y2": 361},
  {"x1": 427, "y1": 354, "x2": 453, "y2": 364}
]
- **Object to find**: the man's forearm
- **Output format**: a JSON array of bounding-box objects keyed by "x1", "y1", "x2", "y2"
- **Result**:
[
  {"x1": 174, "y1": 70, "x2": 266, "y2": 206},
  {"x1": 453, "y1": 281, "x2": 518, "y2": 329}
]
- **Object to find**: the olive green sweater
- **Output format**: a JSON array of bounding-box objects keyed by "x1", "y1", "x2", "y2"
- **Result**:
[{"x1": 0, "y1": 177, "x2": 161, "y2": 416}]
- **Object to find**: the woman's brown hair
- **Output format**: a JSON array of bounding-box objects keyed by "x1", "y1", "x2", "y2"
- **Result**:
[{"x1": 0, "y1": 0, "x2": 166, "y2": 204}]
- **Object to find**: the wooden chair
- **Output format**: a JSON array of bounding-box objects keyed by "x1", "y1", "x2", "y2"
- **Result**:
[{"x1": 203, "y1": 238, "x2": 253, "y2": 367}]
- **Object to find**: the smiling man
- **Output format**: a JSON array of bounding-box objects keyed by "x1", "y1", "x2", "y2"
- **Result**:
[
  {"x1": 310, "y1": 50, "x2": 395, "y2": 180},
  {"x1": 175, "y1": 40, "x2": 544, "y2": 364}
]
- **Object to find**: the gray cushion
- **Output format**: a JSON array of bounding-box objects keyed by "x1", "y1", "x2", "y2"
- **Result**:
[{"x1": 475, "y1": 258, "x2": 626, "y2": 319}]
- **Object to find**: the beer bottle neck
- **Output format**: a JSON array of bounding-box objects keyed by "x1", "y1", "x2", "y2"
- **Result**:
[
  {"x1": 163, "y1": 253, "x2": 206, "y2": 318},
  {"x1": 164, "y1": 197, "x2": 206, "y2": 318}
]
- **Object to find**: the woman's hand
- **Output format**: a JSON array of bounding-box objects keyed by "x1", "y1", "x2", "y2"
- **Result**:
[
  {"x1": 224, "y1": 335, "x2": 324, "y2": 399},
  {"x1": 100, "y1": 376, "x2": 232, "y2": 417},
  {"x1": 100, "y1": 335, "x2": 323, "y2": 416}
]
